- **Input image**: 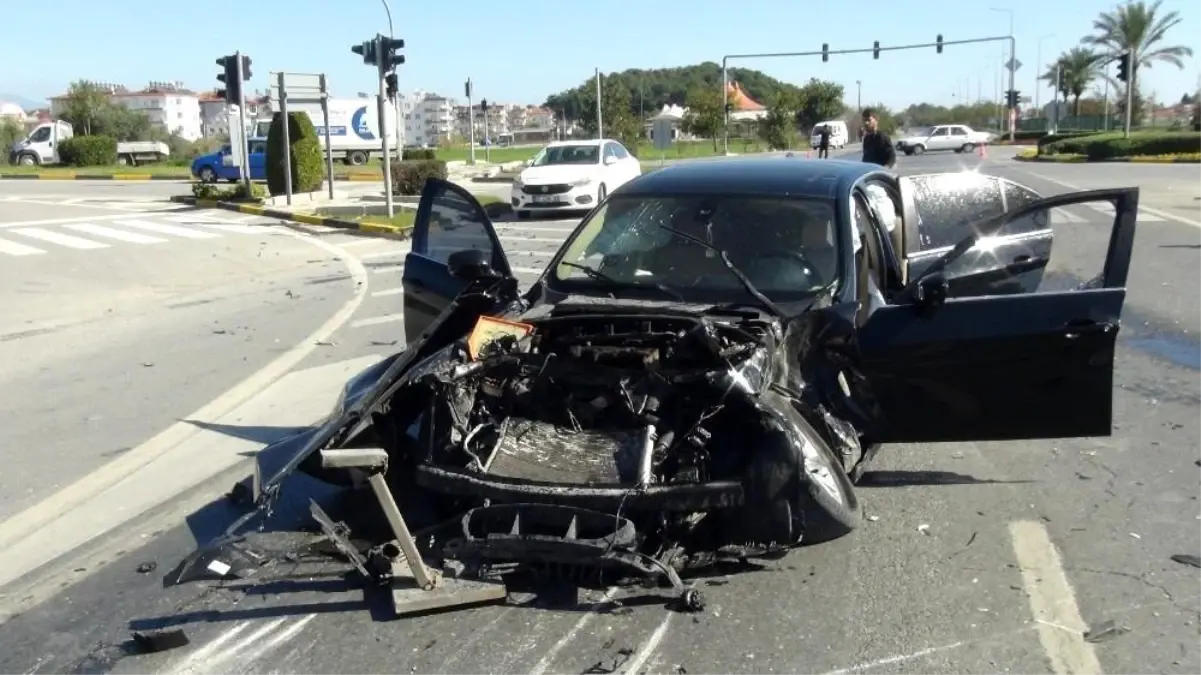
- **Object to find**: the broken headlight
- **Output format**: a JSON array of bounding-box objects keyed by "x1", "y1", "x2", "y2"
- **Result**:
[{"x1": 726, "y1": 346, "x2": 771, "y2": 396}]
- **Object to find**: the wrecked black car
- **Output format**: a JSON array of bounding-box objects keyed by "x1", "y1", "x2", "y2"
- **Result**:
[{"x1": 198, "y1": 161, "x2": 1138, "y2": 613}]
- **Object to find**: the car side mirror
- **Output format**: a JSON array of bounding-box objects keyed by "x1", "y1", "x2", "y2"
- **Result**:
[
  {"x1": 603, "y1": 155, "x2": 618, "y2": 165},
  {"x1": 911, "y1": 273, "x2": 949, "y2": 313},
  {"x1": 447, "y1": 248, "x2": 498, "y2": 281},
  {"x1": 523, "y1": 158, "x2": 533, "y2": 167}
]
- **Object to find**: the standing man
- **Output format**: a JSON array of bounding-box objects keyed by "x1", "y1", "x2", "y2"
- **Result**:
[
  {"x1": 816, "y1": 124, "x2": 831, "y2": 159},
  {"x1": 860, "y1": 108, "x2": 896, "y2": 168}
]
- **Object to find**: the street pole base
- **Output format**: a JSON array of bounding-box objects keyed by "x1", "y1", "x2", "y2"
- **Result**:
[{"x1": 389, "y1": 557, "x2": 507, "y2": 616}]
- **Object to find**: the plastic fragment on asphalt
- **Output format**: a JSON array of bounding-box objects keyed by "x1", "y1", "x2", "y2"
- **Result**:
[
  {"x1": 207, "y1": 560, "x2": 232, "y2": 576},
  {"x1": 1170, "y1": 554, "x2": 1201, "y2": 568},
  {"x1": 1083, "y1": 619, "x2": 1129, "y2": 643},
  {"x1": 866, "y1": 515, "x2": 879, "y2": 522},
  {"x1": 917, "y1": 523, "x2": 930, "y2": 535},
  {"x1": 131, "y1": 629, "x2": 190, "y2": 653}
]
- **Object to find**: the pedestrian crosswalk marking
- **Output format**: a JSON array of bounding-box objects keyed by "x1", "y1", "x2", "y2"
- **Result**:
[
  {"x1": 0, "y1": 237, "x2": 45, "y2": 256},
  {"x1": 115, "y1": 219, "x2": 221, "y2": 239},
  {"x1": 10, "y1": 227, "x2": 110, "y2": 249},
  {"x1": 63, "y1": 223, "x2": 167, "y2": 244},
  {"x1": 202, "y1": 223, "x2": 284, "y2": 235}
]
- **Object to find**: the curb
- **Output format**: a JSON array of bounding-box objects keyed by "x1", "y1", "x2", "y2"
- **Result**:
[
  {"x1": 0, "y1": 172, "x2": 384, "y2": 182},
  {"x1": 169, "y1": 195, "x2": 414, "y2": 239},
  {"x1": 1015, "y1": 155, "x2": 1201, "y2": 164}
]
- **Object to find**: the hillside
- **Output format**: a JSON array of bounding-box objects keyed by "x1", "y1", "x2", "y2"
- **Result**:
[{"x1": 544, "y1": 63, "x2": 803, "y2": 121}]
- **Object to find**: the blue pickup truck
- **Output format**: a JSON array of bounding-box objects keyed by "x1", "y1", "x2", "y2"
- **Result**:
[{"x1": 191, "y1": 140, "x2": 267, "y2": 182}]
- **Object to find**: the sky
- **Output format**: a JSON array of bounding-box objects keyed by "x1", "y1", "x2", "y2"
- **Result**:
[{"x1": 2, "y1": 0, "x2": 1198, "y2": 111}]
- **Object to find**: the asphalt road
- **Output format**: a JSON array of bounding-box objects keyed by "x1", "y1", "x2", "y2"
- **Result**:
[{"x1": 0, "y1": 158, "x2": 1197, "y2": 675}]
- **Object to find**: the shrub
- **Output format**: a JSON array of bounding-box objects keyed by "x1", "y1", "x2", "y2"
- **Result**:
[
  {"x1": 1041, "y1": 131, "x2": 1201, "y2": 159},
  {"x1": 391, "y1": 159, "x2": 448, "y2": 195},
  {"x1": 402, "y1": 148, "x2": 436, "y2": 160},
  {"x1": 265, "y1": 112, "x2": 324, "y2": 196},
  {"x1": 1037, "y1": 131, "x2": 1103, "y2": 151},
  {"x1": 192, "y1": 180, "x2": 267, "y2": 202},
  {"x1": 58, "y1": 135, "x2": 117, "y2": 167}
]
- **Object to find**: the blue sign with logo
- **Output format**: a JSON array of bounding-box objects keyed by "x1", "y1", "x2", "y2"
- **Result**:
[{"x1": 351, "y1": 106, "x2": 377, "y2": 140}]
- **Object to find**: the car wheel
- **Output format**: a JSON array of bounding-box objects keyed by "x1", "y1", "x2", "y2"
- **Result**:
[
  {"x1": 347, "y1": 151, "x2": 368, "y2": 166},
  {"x1": 198, "y1": 167, "x2": 217, "y2": 183},
  {"x1": 796, "y1": 419, "x2": 862, "y2": 545},
  {"x1": 17, "y1": 153, "x2": 37, "y2": 166},
  {"x1": 911, "y1": 144, "x2": 926, "y2": 155},
  {"x1": 903, "y1": 148, "x2": 914, "y2": 156},
  {"x1": 962, "y1": 143, "x2": 976, "y2": 153}
]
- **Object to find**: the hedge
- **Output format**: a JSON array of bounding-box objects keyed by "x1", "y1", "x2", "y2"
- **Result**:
[
  {"x1": 265, "y1": 111, "x2": 324, "y2": 196},
  {"x1": 391, "y1": 159, "x2": 448, "y2": 195},
  {"x1": 1041, "y1": 131, "x2": 1201, "y2": 160},
  {"x1": 402, "y1": 148, "x2": 436, "y2": 160},
  {"x1": 58, "y1": 136, "x2": 117, "y2": 167},
  {"x1": 1036, "y1": 131, "x2": 1100, "y2": 150}
]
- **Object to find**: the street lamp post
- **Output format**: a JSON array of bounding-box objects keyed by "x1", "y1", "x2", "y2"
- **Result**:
[
  {"x1": 990, "y1": 6, "x2": 1017, "y2": 140},
  {"x1": 855, "y1": 80, "x2": 861, "y2": 112},
  {"x1": 1035, "y1": 33, "x2": 1055, "y2": 116}
]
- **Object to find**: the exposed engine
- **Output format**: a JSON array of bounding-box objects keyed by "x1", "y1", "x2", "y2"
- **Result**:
[{"x1": 419, "y1": 313, "x2": 776, "y2": 496}]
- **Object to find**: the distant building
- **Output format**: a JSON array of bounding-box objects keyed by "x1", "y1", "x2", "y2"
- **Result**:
[
  {"x1": 401, "y1": 91, "x2": 456, "y2": 146},
  {"x1": 647, "y1": 104, "x2": 689, "y2": 141},
  {"x1": 725, "y1": 81, "x2": 766, "y2": 121},
  {"x1": 49, "y1": 81, "x2": 205, "y2": 140},
  {"x1": 198, "y1": 90, "x2": 271, "y2": 139}
]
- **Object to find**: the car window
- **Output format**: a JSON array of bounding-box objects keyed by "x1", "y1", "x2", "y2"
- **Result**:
[
  {"x1": 29, "y1": 127, "x2": 51, "y2": 142},
  {"x1": 550, "y1": 194, "x2": 840, "y2": 303},
  {"x1": 611, "y1": 143, "x2": 630, "y2": 159},
  {"x1": 906, "y1": 173, "x2": 1005, "y2": 250},
  {"x1": 930, "y1": 128, "x2": 949, "y2": 137},
  {"x1": 603, "y1": 143, "x2": 618, "y2": 160},
  {"x1": 1002, "y1": 179, "x2": 1052, "y2": 237},
  {"x1": 863, "y1": 183, "x2": 900, "y2": 234},
  {"x1": 950, "y1": 127, "x2": 967, "y2": 136},
  {"x1": 423, "y1": 187, "x2": 497, "y2": 265},
  {"x1": 249, "y1": 142, "x2": 266, "y2": 154}
]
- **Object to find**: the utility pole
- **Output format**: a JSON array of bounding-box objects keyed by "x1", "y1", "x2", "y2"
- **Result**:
[
  {"x1": 466, "y1": 79, "x2": 476, "y2": 165},
  {"x1": 352, "y1": 34, "x2": 405, "y2": 218},
  {"x1": 1053, "y1": 64, "x2": 1062, "y2": 134},
  {"x1": 595, "y1": 68, "x2": 603, "y2": 139}
]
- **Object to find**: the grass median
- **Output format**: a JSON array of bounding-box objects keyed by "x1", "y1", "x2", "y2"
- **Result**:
[{"x1": 349, "y1": 194, "x2": 507, "y2": 232}]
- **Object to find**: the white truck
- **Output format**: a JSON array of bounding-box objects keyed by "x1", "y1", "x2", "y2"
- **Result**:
[
  {"x1": 251, "y1": 98, "x2": 400, "y2": 166},
  {"x1": 8, "y1": 120, "x2": 170, "y2": 167}
]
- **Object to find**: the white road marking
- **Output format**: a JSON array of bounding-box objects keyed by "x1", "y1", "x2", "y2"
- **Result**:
[
  {"x1": 620, "y1": 614, "x2": 672, "y2": 674},
  {"x1": 358, "y1": 249, "x2": 407, "y2": 261},
  {"x1": 371, "y1": 287, "x2": 403, "y2": 297},
  {"x1": 0, "y1": 232, "x2": 372, "y2": 621},
  {"x1": 218, "y1": 614, "x2": 317, "y2": 674},
  {"x1": 351, "y1": 312, "x2": 404, "y2": 328},
  {"x1": 493, "y1": 225, "x2": 579, "y2": 233},
  {"x1": 372, "y1": 264, "x2": 402, "y2": 275},
  {"x1": 0, "y1": 210, "x2": 195, "y2": 229},
  {"x1": 1009, "y1": 520, "x2": 1102, "y2": 675},
  {"x1": 176, "y1": 617, "x2": 290, "y2": 675},
  {"x1": 0, "y1": 237, "x2": 46, "y2": 256},
  {"x1": 9, "y1": 227, "x2": 109, "y2": 249},
  {"x1": 62, "y1": 223, "x2": 167, "y2": 244},
  {"x1": 529, "y1": 588, "x2": 618, "y2": 675},
  {"x1": 818, "y1": 626, "x2": 1040, "y2": 674},
  {"x1": 115, "y1": 219, "x2": 222, "y2": 239},
  {"x1": 167, "y1": 621, "x2": 253, "y2": 674},
  {"x1": 1023, "y1": 169, "x2": 1200, "y2": 229},
  {"x1": 200, "y1": 223, "x2": 286, "y2": 235},
  {"x1": 514, "y1": 266, "x2": 544, "y2": 275}
]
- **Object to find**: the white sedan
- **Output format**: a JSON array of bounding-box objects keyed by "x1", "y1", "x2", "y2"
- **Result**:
[{"x1": 510, "y1": 139, "x2": 641, "y2": 219}]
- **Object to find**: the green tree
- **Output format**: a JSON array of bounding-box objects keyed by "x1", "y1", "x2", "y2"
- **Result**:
[
  {"x1": 1, "y1": 118, "x2": 25, "y2": 159},
  {"x1": 58, "y1": 81, "x2": 109, "y2": 135},
  {"x1": 793, "y1": 78, "x2": 846, "y2": 131},
  {"x1": 1081, "y1": 0, "x2": 1194, "y2": 126},
  {"x1": 758, "y1": 91, "x2": 797, "y2": 150},
  {"x1": 681, "y1": 85, "x2": 725, "y2": 150},
  {"x1": 576, "y1": 75, "x2": 642, "y2": 153},
  {"x1": 1041, "y1": 48, "x2": 1101, "y2": 116}
]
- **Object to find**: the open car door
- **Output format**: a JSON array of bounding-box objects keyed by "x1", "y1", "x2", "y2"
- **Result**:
[
  {"x1": 899, "y1": 173, "x2": 1053, "y2": 296},
  {"x1": 857, "y1": 187, "x2": 1137, "y2": 443},
  {"x1": 401, "y1": 179, "x2": 514, "y2": 344}
]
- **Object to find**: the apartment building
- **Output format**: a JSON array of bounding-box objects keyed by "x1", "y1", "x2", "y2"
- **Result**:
[
  {"x1": 452, "y1": 103, "x2": 556, "y2": 140},
  {"x1": 198, "y1": 91, "x2": 272, "y2": 139},
  {"x1": 400, "y1": 91, "x2": 456, "y2": 147},
  {"x1": 49, "y1": 81, "x2": 205, "y2": 140}
]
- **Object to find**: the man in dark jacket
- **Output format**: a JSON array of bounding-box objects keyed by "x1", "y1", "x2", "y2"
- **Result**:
[
  {"x1": 816, "y1": 124, "x2": 831, "y2": 159},
  {"x1": 860, "y1": 108, "x2": 896, "y2": 168}
]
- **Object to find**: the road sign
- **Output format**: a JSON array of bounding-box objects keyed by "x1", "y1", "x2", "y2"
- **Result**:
[
  {"x1": 652, "y1": 119, "x2": 674, "y2": 151},
  {"x1": 1005, "y1": 58, "x2": 1023, "y2": 72}
]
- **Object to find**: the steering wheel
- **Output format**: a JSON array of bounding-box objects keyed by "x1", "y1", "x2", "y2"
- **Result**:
[{"x1": 752, "y1": 251, "x2": 825, "y2": 288}]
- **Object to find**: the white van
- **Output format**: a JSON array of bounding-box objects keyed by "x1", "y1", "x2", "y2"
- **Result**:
[{"x1": 809, "y1": 120, "x2": 849, "y2": 149}]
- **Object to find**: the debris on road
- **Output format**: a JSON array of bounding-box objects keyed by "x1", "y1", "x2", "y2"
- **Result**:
[
  {"x1": 917, "y1": 523, "x2": 931, "y2": 535},
  {"x1": 1083, "y1": 619, "x2": 1130, "y2": 643},
  {"x1": 1170, "y1": 554, "x2": 1201, "y2": 568},
  {"x1": 135, "y1": 561, "x2": 157, "y2": 574},
  {"x1": 130, "y1": 629, "x2": 189, "y2": 653}
]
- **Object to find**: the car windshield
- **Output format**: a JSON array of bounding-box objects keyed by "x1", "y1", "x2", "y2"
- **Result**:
[
  {"x1": 531, "y1": 144, "x2": 600, "y2": 166},
  {"x1": 549, "y1": 194, "x2": 841, "y2": 305}
]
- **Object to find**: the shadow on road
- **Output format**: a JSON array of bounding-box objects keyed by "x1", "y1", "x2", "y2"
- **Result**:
[{"x1": 856, "y1": 470, "x2": 1034, "y2": 488}]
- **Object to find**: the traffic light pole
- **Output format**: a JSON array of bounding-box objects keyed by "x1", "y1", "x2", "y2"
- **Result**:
[
  {"x1": 720, "y1": 34, "x2": 1019, "y2": 153},
  {"x1": 1123, "y1": 51, "x2": 1133, "y2": 139},
  {"x1": 234, "y1": 51, "x2": 251, "y2": 195},
  {"x1": 377, "y1": 39, "x2": 395, "y2": 218}
]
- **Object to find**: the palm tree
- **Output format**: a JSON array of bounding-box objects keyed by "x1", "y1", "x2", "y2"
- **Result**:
[{"x1": 1081, "y1": 0, "x2": 1194, "y2": 124}]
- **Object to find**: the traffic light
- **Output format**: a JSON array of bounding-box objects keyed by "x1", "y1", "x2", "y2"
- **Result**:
[
  {"x1": 936, "y1": 34, "x2": 943, "y2": 54},
  {"x1": 465, "y1": 79, "x2": 473, "y2": 99},
  {"x1": 1005, "y1": 89, "x2": 1020, "y2": 108},
  {"x1": 480, "y1": 98, "x2": 488, "y2": 112},
  {"x1": 352, "y1": 39, "x2": 378, "y2": 66},
  {"x1": 240, "y1": 55, "x2": 252, "y2": 81},
  {"x1": 822, "y1": 43, "x2": 829, "y2": 63},
  {"x1": 1116, "y1": 51, "x2": 1130, "y2": 82},
  {"x1": 873, "y1": 41, "x2": 880, "y2": 60},
  {"x1": 385, "y1": 72, "x2": 398, "y2": 100},
  {"x1": 379, "y1": 36, "x2": 405, "y2": 72},
  {"x1": 215, "y1": 55, "x2": 241, "y2": 104}
]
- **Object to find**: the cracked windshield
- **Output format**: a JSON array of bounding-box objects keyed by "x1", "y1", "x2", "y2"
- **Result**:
[{"x1": 0, "y1": 0, "x2": 1197, "y2": 672}]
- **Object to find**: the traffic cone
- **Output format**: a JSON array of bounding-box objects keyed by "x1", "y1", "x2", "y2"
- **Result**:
[
  {"x1": 978, "y1": 143, "x2": 987, "y2": 159},
  {"x1": 806, "y1": 149, "x2": 812, "y2": 159}
]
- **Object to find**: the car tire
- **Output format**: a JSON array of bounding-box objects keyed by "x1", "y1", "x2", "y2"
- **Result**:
[
  {"x1": 911, "y1": 144, "x2": 926, "y2": 155},
  {"x1": 790, "y1": 415, "x2": 861, "y2": 545},
  {"x1": 347, "y1": 151, "x2": 368, "y2": 166},
  {"x1": 17, "y1": 153, "x2": 38, "y2": 166},
  {"x1": 198, "y1": 167, "x2": 217, "y2": 183},
  {"x1": 962, "y1": 143, "x2": 976, "y2": 153}
]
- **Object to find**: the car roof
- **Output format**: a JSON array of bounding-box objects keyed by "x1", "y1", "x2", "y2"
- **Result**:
[
  {"x1": 545, "y1": 139, "x2": 610, "y2": 148},
  {"x1": 618, "y1": 157, "x2": 884, "y2": 200}
]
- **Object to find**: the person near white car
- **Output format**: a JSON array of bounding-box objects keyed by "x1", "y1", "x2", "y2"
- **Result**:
[{"x1": 510, "y1": 139, "x2": 641, "y2": 220}]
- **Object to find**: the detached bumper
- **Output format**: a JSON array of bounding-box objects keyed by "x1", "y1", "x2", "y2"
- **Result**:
[{"x1": 415, "y1": 464, "x2": 744, "y2": 512}]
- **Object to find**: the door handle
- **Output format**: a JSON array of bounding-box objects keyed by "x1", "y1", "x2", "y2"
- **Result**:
[
  {"x1": 1063, "y1": 319, "x2": 1111, "y2": 339},
  {"x1": 1012, "y1": 254, "x2": 1031, "y2": 264}
]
